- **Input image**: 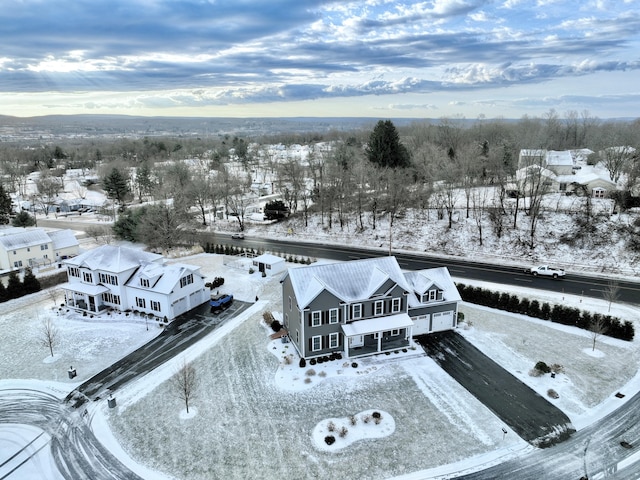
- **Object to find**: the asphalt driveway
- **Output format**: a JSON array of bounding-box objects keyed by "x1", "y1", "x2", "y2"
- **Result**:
[
  {"x1": 66, "y1": 300, "x2": 251, "y2": 408},
  {"x1": 416, "y1": 331, "x2": 575, "y2": 448}
]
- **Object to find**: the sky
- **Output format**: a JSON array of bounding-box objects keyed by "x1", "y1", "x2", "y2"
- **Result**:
[{"x1": 1, "y1": 0, "x2": 639, "y2": 119}]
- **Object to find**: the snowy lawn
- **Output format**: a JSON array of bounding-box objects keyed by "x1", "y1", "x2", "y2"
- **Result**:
[{"x1": 0, "y1": 291, "x2": 161, "y2": 384}]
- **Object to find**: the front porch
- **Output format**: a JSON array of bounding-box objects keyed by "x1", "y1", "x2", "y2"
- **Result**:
[
  {"x1": 342, "y1": 313, "x2": 413, "y2": 359},
  {"x1": 61, "y1": 283, "x2": 109, "y2": 314}
]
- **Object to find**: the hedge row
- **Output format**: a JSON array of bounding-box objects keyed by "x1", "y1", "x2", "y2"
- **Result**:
[
  {"x1": 0, "y1": 267, "x2": 42, "y2": 303},
  {"x1": 457, "y1": 283, "x2": 634, "y2": 342}
]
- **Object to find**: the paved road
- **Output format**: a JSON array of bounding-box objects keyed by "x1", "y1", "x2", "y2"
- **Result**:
[
  {"x1": 0, "y1": 389, "x2": 143, "y2": 480},
  {"x1": 66, "y1": 300, "x2": 250, "y2": 408},
  {"x1": 203, "y1": 233, "x2": 640, "y2": 305},
  {"x1": 417, "y1": 331, "x2": 575, "y2": 448}
]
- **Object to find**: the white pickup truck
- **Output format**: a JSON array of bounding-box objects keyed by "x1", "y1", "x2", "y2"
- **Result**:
[{"x1": 525, "y1": 265, "x2": 565, "y2": 279}]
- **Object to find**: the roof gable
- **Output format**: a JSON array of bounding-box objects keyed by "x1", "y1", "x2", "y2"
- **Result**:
[
  {"x1": 287, "y1": 257, "x2": 410, "y2": 309},
  {"x1": 65, "y1": 245, "x2": 163, "y2": 273}
]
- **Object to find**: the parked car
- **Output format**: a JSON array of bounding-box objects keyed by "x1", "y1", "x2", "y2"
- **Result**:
[
  {"x1": 524, "y1": 265, "x2": 566, "y2": 279},
  {"x1": 231, "y1": 233, "x2": 245, "y2": 240},
  {"x1": 210, "y1": 293, "x2": 233, "y2": 311}
]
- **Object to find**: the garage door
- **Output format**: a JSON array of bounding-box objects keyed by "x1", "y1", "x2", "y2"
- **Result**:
[
  {"x1": 432, "y1": 311, "x2": 454, "y2": 332},
  {"x1": 173, "y1": 297, "x2": 188, "y2": 316}
]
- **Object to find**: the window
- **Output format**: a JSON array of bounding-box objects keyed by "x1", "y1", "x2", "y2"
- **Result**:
[
  {"x1": 14, "y1": 260, "x2": 23, "y2": 268},
  {"x1": 329, "y1": 332, "x2": 339, "y2": 349},
  {"x1": 593, "y1": 188, "x2": 606, "y2": 198},
  {"x1": 311, "y1": 311, "x2": 321, "y2": 327},
  {"x1": 180, "y1": 274, "x2": 194, "y2": 288},
  {"x1": 68, "y1": 267, "x2": 80, "y2": 278},
  {"x1": 288, "y1": 296, "x2": 292, "y2": 311},
  {"x1": 559, "y1": 183, "x2": 567, "y2": 192},
  {"x1": 391, "y1": 329, "x2": 400, "y2": 336},
  {"x1": 429, "y1": 290, "x2": 436, "y2": 301},
  {"x1": 374, "y1": 300, "x2": 384, "y2": 316},
  {"x1": 40, "y1": 244, "x2": 49, "y2": 250},
  {"x1": 312, "y1": 335, "x2": 322, "y2": 351},
  {"x1": 136, "y1": 297, "x2": 146, "y2": 308},
  {"x1": 352, "y1": 303, "x2": 362, "y2": 319},
  {"x1": 82, "y1": 272, "x2": 93, "y2": 283},
  {"x1": 103, "y1": 292, "x2": 121, "y2": 305},
  {"x1": 27, "y1": 247, "x2": 30, "y2": 252},
  {"x1": 141, "y1": 278, "x2": 150, "y2": 288},
  {"x1": 437, "y1": 290, "x2": 443, "y2": 301},
  {"x1": 150, "y1": 300, "x2": 161, "y2": 312},
  {"x1": 329, "y1": 308, "x2": 339, "y2": 324},
  {"x1": 98, "y1": 273, "x2": 118, "y2": 285},
  {"x1": 391, "y1": 298, "x2": 401, "y2": 313}
]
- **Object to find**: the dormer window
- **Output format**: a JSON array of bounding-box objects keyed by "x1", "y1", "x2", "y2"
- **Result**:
[
  {"x1": 421, "y1": 290, "x2": 443, "y2": 303},
  {"x1": 141, "y1": 278, "x2": 150, "y2": 288}
]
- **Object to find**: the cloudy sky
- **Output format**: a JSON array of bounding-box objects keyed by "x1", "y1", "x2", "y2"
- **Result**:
[{"x1": 1, "y1": 0, "x2": 639, "y2": 119}]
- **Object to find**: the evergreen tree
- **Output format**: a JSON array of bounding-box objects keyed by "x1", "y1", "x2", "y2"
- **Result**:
[
  {"x1": 12, "y1": 211, "x2": 36, "y2": 228},
  {"x1": 365, "y1": 120, "x2": 411, "y2": 169},
  {"x1": 102, "y1": 167, "x2": 131, "y2": 211},
  {"x1": 22, "y1": 267, "x2": 41, "y2": 294},
  {"x1": 0, "y1": 184, "x2": 12, "y2": 225},
  {"x1": 0, "y1": 281, "x2": 7, "y2": 303},
  {"x1": 6, "y1": 271, "x2": 22, "y2": 299}
]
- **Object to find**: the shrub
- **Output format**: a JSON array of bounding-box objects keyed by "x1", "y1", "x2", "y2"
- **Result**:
[
  {"x1": 283, "y1": 355, "x2": 292, "y2": 365},
  {"x1": 324, "y1": 435, "x2": 335, "y2": 445},
  {"x1": 271, "y1": 320, "x2": 282, "y2": 332},
  {"x1": 349, "y1": 415, "x2": 357, "y2": 426},
  {"x1": 547, "y1": 389, "x2": 559, "y2": 399},
  {"x1": 263, "y1": 311, "x2": 275, "y2": 325},
  {"x1": 318, "y1": 371, "x2": 326, "y2": 377},
  {"x1": 339, "y1": 426, "x2": 348, "y2": 438},
  {"x1": 534, "y1": 361, "x2": 551, "y2": 374},
  {"x1": 351, "y1": 362, "x2": 358, "y2": 368},
  {"x1": 372, "y1": 411, "x2": 381, "y2": 419},
  {"x1": 306, "y1": 369, "x2": 316, "y2": 376},
  {"x1": 550, "y1": 363, "x2": 564, "y2": 374},
  {"x1": 310, "y1": 358, "x2": 316, "y2": 366},
  {"x1": 327, "y1": 421, "x2": 336, "y2": 432},
  {"x1": 304, "y1": 377, "x2": 312, "y2": 384},
  {"x1": 299, "y1": 358, "x2": 306, "y2": 368},
  {"x1": 362, "y1": 414, "x2": 371, "y2": 424}
]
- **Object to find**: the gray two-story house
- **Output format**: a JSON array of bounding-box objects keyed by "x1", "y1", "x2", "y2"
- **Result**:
[{"x1": 281, "y1": 256, "x2": 460, "y2": 360}]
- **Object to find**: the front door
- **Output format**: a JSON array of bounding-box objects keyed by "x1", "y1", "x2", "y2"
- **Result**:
[{"x1": 349, "y1": 335, "x2": 364, "y2": 347}]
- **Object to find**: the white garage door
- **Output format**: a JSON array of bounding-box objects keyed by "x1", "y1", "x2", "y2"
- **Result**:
[
  {"x1": 432, "y1": 311, "x2": 454, "y2": 332},
  {"x1": 173, "y1": 297, "x2": 188, "y2": 316}
]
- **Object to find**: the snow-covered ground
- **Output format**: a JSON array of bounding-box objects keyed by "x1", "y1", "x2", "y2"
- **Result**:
[
  {"x1": 1, "y1": 245, "x2": 638, "y2": 480},
  {"x1": 3, "y1": 168, "x2": 640, "y2": 479}
]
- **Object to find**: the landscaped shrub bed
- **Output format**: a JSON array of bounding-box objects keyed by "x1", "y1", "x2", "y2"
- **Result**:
[{"x1": 456, "y1": 283, "x2": 634, "y2": 341}]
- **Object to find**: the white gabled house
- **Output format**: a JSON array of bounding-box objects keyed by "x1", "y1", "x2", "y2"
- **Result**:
[{"x1": 61, "y1": 245, "x2": 209, "y2": 320}]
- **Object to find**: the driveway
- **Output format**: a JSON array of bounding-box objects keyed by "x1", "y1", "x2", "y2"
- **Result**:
[
  {"x1": 416, "y1": 331, "x2": 575, "y2": 447},
  {"x1": 66, "y1": 300, "x2": 251, "y2": 408}
]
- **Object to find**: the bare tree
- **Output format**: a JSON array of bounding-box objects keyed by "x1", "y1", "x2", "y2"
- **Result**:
[
  {"x1": 172, "y1": 357, "x2": 198, "y2": 414},
  {"x1": 47, "y1": 288, "x2": 61, "y2": 308},
  {"x1": 589, "y1": 316, "x2": 608, "y2": 352},
  {"x1": 603, "y1": 280, "x2": 620, "y2": 313},
  {"x1": 85, "y1": 225, "x2": 114, "y2": 245},
  {"x1": 39, "y1": 316, "x2": 60, "y2": 357}
]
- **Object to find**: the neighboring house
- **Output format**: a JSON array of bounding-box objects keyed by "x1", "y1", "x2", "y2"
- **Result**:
[
  {"x1": 252, "y1": 253, "x2": 286, "y2": 277},
  {"x1": 517, "y1": 149, "x2": 617, "y2": 198},
  {"x1": 61, "y1": 245, "x2": 209, "y2": 320},
  {"x1": 281, "y1": 257, "x2": 460, "y2": 360},
  {"x1": 0, "y1": 227, "x2": 79, "y2": 271}
]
